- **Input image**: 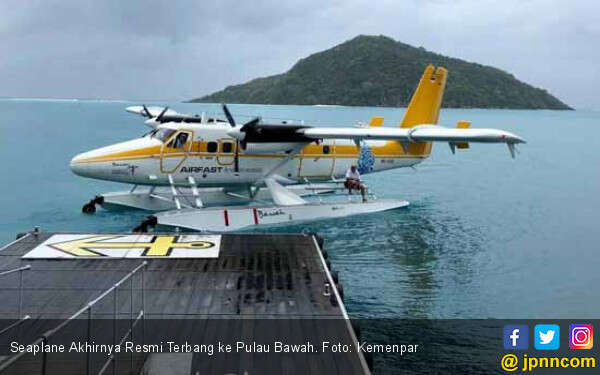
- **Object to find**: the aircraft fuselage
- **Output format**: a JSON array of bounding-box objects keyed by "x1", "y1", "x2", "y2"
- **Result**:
[{"x1": 70, "y1": 123, "x2": 430, "y2": 187}]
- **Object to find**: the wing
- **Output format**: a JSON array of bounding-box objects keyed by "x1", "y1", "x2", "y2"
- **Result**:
[
  {"x1": 299, "y1": 124, "x2": 524, "y2": 143},
  {"x1": 125, "y1": 106, "x2": 179, "y2": 118},
  {"x1": 298, "y1": 123, "x2": 525, "y2": 158},
  {"x1": 126, "y1": 105, "x2": 217, "y2": 129}
]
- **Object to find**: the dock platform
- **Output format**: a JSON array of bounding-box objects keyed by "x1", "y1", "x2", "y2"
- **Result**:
[{"x1": 0, "y1": 231, "x2": 370, "y2": 375}]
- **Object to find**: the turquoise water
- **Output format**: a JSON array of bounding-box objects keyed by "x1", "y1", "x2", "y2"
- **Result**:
[{"x1": 1, "y1": 99, "x2": 598, "y2": 319}]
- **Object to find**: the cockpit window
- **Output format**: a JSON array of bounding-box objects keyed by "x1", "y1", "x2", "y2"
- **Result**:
[
  {"x1": 168, "y1": 132, "x2": 189, "y2": 149},
  {"x1": 152, "y1": 128, "x2": 176, "y2": 142}
]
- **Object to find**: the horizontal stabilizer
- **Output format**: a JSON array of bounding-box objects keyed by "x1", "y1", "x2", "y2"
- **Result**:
[{"x1": 369, "y1": 116, "x2": 384, "y2": 127}]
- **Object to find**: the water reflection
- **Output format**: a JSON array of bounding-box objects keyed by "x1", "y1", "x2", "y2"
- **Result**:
[{"x1": 270, "y1": 200, "x2": 485, "y2": 318}]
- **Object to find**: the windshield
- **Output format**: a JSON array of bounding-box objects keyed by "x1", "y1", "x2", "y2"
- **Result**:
[
  {"x1": 168, "y1": 132, "x2": 189, "y2": 149},
  {"x1": 151, "y1": 128, "x2": 176, "y2": 142}
]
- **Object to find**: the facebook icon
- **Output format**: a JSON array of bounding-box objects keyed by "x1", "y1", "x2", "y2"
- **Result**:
[{"x1": 504, "y1": 325, "x2": 529, "y2": 350}]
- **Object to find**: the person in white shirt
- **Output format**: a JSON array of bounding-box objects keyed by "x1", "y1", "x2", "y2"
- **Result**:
[{"x1": 345, "y1": 165, "x2": 367, "y2": 202}]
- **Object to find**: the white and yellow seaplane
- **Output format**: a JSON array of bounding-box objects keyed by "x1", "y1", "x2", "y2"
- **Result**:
[{"x1": 70, "y1": 65, "x2": 525, "y2": 232}]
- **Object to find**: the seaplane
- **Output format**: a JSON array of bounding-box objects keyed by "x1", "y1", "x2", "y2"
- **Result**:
[{"x1": 70, "y1": 65, "x2": 525, "y2": 232}]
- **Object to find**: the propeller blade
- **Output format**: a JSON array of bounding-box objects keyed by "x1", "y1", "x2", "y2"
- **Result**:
[
  {"x1": 234, "y1": 140, "x2": 240, "y2": 173},
  {"x1": 156, "y1": 106, "x2": 169, "y2": 122},
  {"x1": 222, "y1": 104, "x2": 236, "y2": 127},
  {"x1": 142, "y1": 105, "x2": 152, "y2": 118}
]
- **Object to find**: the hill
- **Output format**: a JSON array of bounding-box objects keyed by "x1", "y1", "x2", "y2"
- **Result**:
[{"x1": 191, "y1": 35, "x2": 571, "y2": 109}]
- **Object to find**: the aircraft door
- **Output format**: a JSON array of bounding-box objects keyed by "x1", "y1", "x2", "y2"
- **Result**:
[
  {"x1": 160, "y1": 130, "x2": 193, "y2": 173},
  {"x1": 217, "y1": 139, "x2": 236, "y2": 166}
]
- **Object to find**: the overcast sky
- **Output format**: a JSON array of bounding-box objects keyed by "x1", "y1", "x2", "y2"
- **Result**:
[{"x1": 1, "y1": 0, "x2": 597, "y2": 108}]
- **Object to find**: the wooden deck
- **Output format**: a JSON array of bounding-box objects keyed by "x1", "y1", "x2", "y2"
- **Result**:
[{"x1": 0, "y1": 232, "x2": 369, "y2": 375}]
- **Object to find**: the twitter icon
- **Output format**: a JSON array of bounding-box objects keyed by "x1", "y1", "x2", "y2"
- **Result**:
[{"x1": 535, "y1": 324, "x2": 560, "y2": 350}]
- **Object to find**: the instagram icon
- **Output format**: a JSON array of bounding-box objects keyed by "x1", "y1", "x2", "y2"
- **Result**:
[{"x1": 569, "y1": 324, "x2": 593, "y2": 349}]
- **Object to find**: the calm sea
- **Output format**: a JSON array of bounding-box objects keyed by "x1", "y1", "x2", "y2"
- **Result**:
[{"x1": 0, "y1": 99, "x2": 598, "y2": 319}]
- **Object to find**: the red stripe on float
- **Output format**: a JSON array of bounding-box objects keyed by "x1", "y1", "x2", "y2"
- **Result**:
[
  {"x1": 223, "y1": 210, "x2": 229, "y2": 226},
  {"x1": 252, "y1": 208, "x2": 259, "y2": 225}
]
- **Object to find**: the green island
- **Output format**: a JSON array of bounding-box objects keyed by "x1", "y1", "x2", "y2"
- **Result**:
[{"x1": 191, "y1": 35, "x2": 570, "y2": 109}]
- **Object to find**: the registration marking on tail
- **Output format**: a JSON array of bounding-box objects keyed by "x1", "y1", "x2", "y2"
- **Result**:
[{"x1": 22, "y1": 234, "x2": 221, "y2": 259}]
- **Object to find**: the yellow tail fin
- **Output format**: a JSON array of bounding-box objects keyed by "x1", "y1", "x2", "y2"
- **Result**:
[{"x1": 400, "y1": 64, "x2": 447, "y2": 128}]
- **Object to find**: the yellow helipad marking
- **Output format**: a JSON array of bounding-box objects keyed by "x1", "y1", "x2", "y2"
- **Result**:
[
  {"x1": 23, "y1": 234, "x2": 221, "y2": 259},
  {"x1": 49, "y1": 235, "x2": 214, "y2": 257}
]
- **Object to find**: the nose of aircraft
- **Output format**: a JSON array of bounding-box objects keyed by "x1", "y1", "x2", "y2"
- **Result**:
[
  {"x1": 70, "y1": 152, "x2": 92, "y2": 177},
  {"x1": 69, "y1": 143, "x2": 127, "y2": 178},
  {"x1": 70, "y1": 137, "x2": 162, "y2": 180},
  {"x1": 69, "y1": 142, "x2": 131, "y2": 178}
]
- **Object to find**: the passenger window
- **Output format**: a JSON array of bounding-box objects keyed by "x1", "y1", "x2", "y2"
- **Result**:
[
  {"x1": 323, "y1": 145, "x2": 330, "y2": 154},
  {"x1": 207, "y1": 142, "x2": 218, "y2": 153},
  {"x1": 222, "y1": 142, "x2": 233, "y2": 153}
]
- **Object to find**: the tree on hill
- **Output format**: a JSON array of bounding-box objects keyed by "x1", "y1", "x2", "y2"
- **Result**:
[{"x1": 191, "y1": 35, "x2": 571, "y2": 110}]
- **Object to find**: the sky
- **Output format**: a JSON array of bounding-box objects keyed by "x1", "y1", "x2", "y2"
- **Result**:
[{"x1": 1, "y1": 0, "x2": 598, "y2": 109}]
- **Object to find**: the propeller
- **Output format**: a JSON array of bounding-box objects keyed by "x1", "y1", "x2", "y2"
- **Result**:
[
  {"x1": 222, "y1": 103, "x2": 236, "y2": 127},
  {"x1": 221, "y1": 104, "x2": 260, "y2": 173},
  {"x1": 156, "y1": 106, "x2": 169, "y2": 122},
  {"x1": 142, "y1": 105, "x2": 152, "y2": 118},
  {"x1": 141, "y1": 105, "x2": 169, "y2": 123},
  {"x1": 141, "y1": 105, "x2": 170, "y2": 129}
]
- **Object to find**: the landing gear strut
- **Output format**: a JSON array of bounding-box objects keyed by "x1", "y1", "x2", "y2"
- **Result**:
[{"x1": 82, "y1": 195, "x2": 104, "y2": 214}]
